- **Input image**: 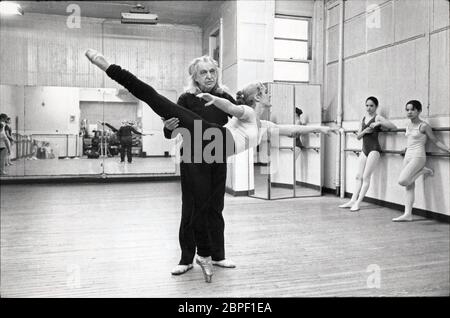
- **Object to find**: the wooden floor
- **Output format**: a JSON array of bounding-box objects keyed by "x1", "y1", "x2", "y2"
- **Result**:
[{"x1": 1, "y1": 181, "x2": 449, "y2": 297}]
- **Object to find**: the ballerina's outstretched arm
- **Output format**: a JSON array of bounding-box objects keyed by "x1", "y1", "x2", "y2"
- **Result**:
[
  {"x1": 197, "y1": 93, "x2": 245, "y2": 118},
  {"x1": 275, "y1": 124, "x2": 339, "y2": 137}
]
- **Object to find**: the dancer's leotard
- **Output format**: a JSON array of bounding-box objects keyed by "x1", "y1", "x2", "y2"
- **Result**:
[
  {"x1": 361, "y1": 116, "x2": 381, "y2": 156},
  {"x1": 404, "y1": 122, "x2": 427, "y2": 160}
]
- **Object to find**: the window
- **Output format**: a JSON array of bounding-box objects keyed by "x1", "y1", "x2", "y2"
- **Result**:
[
  {"x1": 209, "y1": 28, "x2": 220, "y2": 67},
  {"x1": 273, "y1": 15, "x2": 311, "y2": 83}
]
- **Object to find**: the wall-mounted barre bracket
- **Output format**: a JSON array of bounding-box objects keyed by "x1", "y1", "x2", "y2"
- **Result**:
[
  {"x1": 278, "y1": 146, "x2": 321, "y2": 153},
  {"x1": 344, "y1": 148, "x2": 361, "y2": 156},
  {"x1": 303, "y1": 146, "x2": 320, "y2": 153}
]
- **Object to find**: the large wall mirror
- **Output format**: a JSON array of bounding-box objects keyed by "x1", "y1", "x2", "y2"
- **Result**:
[
  {"x1": 1, "y1": 84, "x2": 177, "y2": 177},
  {"x1": 0, "y1": 12, "x2": 204, "y2": 179},
  {"x1": 250, "y1": 82, "x2": 322, "y2": 200}
]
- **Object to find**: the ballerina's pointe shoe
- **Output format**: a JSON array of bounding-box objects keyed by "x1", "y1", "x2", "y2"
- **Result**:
[
  {"x1": 85, "y1": 49, "x2": 109, "y2": 71},
  {"x1": 196, "y1": 256, "x2": 213, "y2": 283},
  {"x1": 350, "y1": 204, "x2": 360, "y2": 212}
]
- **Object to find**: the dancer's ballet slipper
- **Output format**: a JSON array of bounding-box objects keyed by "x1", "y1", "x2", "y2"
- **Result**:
[
  {"x1": 392, "y1": 214, "x2": 413, "y2": 222},
  {"x1": 339, "y1": 201, "x2": 355, "y2": 208},
  {"x1": 212, "y1": 259, "x2": 236, "y2": 268},
  {"x1": 423, "y1": 167, "x2": 434, "y2": 177},
  {"x1": 171, "y1": 264, "x2": 193, "y2": 275}
]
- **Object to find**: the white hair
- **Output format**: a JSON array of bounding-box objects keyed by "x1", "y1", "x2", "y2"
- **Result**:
[{"x1": 184, "y1": 55, "x2": 228, "y2": 94}]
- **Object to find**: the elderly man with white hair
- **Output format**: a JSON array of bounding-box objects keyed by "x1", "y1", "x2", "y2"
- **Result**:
[{"x1": 162, "y1": 55, "x2": 237, "y2": 276}]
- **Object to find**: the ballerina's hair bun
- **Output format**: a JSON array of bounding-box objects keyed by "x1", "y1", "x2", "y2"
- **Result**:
[{"x1": 236, "y1": 90, "x2": 246, "y2": 105}]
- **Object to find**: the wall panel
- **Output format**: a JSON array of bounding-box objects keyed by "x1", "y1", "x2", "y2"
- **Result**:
[
  {"x1": 343, "y1": 55, "x2": 368, "y2": 121},
  {"x1": 390, "y1": 37, "x2": 428, "y2": 118},
  {"x1": 394, "y1": 0, "x2": 428, "y2": 42},
  {"x1": 324, "y1": 63, "x2": 338, "y2": 122},
  {"x1": 366, "y1": 1, "x2": 394, "y2": 51},
  {"x1": 430, "y1": 29, "x2": 450, "y2": 116},
  {"x1": 326, "y1": 25, "x2": 340, "y2": 63},
  {"x1": 344, "y1": 15, "x2": 366, "y2": 58},
  {"x1": 344, "y1": 0, "x2": 367, "y2": 21},
  {"x1": 432, "y1": 0, "x2": 450, "y2": 31},
  {"x1": 327, "y1": 3, "x2": 341, "y2": 28},
  {"x1": 275, "y1": 0, "x2": 314, "y2": 17}
]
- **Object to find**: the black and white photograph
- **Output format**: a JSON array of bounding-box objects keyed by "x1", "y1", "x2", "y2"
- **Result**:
[{"x1": 0, "y1": 0, "x2": 449, "y2": 304}]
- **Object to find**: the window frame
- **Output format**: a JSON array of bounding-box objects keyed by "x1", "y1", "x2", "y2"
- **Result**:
[{"x1": 273, "y1": 14, "x2": 312, "y2": 84}]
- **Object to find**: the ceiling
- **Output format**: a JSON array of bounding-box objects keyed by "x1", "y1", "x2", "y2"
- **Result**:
[{"x1": 15, "y1": 1, "x2": 224, "y2": 26}]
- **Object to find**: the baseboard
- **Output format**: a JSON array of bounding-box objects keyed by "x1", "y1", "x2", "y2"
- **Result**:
[
  {"x1": 271, "y1": 181, "x2": 321, "y2": 192},
  {"x1": 270, "y1": 182, "x2": 293, "y2": 189},
  {"x1": 322, "y1": 187, "x2": 338, "y2": 195},
  {"x1": 225, "y1": 186, "x2": 254, "y2": 196},
  {"x1": 0, "y1": 174, "x2": 181, "y2": 184},
  {"x1": 254, "y1": 162, "x2": 268, "y2": 166},
  {"x1": 295, "y1": 181, "x2": 321, "y2": 191},
  {"x1": 329, "y1": 188, "x2": 449, "y2": 223}
]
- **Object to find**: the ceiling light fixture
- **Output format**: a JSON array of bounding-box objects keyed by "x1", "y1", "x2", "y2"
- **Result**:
[{"x1": 121, "y1": 4, "x2": 158, "y2": 25}]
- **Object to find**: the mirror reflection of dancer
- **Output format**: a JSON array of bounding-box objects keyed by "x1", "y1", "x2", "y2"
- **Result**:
[
  {"x1": 293, "y1": 107, "x2": 306, "y2": 160},
  {"x1": 4, "y1": 117, "x2": 14, "y2": 166},
  {"x1": 393, "y1": 100, "x2": 450, "y2": 222},
  {"x1": 99, "y1": 121, "x2": 143, "y2": 163},
  {"x1": 0, "y1": 122, "x2": 11, "y2": 175},
  {"x1": 85, "y1": 49, "x2": 338, "y2": 283},
  {"x1": 339, "y1": 97, "x2": 397, "y2": 211}
]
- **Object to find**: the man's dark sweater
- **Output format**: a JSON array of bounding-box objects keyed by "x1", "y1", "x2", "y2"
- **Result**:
[
  {"x1": 118, "y1": 125, "x2": 142, "y2": 145},
  {"x1": 164, "y1": 91, "x2": 236, "y2": 162}
]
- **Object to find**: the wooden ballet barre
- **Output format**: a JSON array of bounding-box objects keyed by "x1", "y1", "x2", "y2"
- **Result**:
[
  {"x1": 278, "y1": 146, "x2": 294, "y2": 150},
  {"x1": 344, "y1": 127, "x2": 450, "y2": 134},
  {"x1": 278, "y1": 146, "x2": 320, "y2": 153},
  {"x1": 344, "y1": 148, "x2": 450, "y2": 157}
]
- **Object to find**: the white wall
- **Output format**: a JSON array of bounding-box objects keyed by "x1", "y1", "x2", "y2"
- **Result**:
[
  {"x1": 0, "y1": 13, "x2": 202, "y2": 92},
  {"x1": 20, "y1": 86, "x2": 79, "y2": 135}
]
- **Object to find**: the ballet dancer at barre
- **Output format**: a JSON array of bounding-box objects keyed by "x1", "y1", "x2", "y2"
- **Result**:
[
  {"x1": 339, "y1": 96, "x2": 396, "y2": 212},
  {"x1": 393, "y1": 100, "x2": 450, "y2": 222}
]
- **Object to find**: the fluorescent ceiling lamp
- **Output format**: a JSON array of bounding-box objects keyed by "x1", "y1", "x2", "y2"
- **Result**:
[
  {"x1": 0, "y1": 2, "x2": 23, "y2": 15},
  {"x1": 121, "y1": 4, "x2": 157, "y2": 24},
  {"x1": 121, "y1": 12, "x2": 158, "y2": 24}
]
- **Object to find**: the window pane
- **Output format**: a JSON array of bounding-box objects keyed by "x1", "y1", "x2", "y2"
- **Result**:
[
  {"x1": 274, "y1": 18, "x2": 308, "y2": 40},
  {"x1": 274, "y1": 39, "x2": 308, "y2": 60},
  {"x1": 274, "y1": 61, "x2": 309, "y2": 82}
]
